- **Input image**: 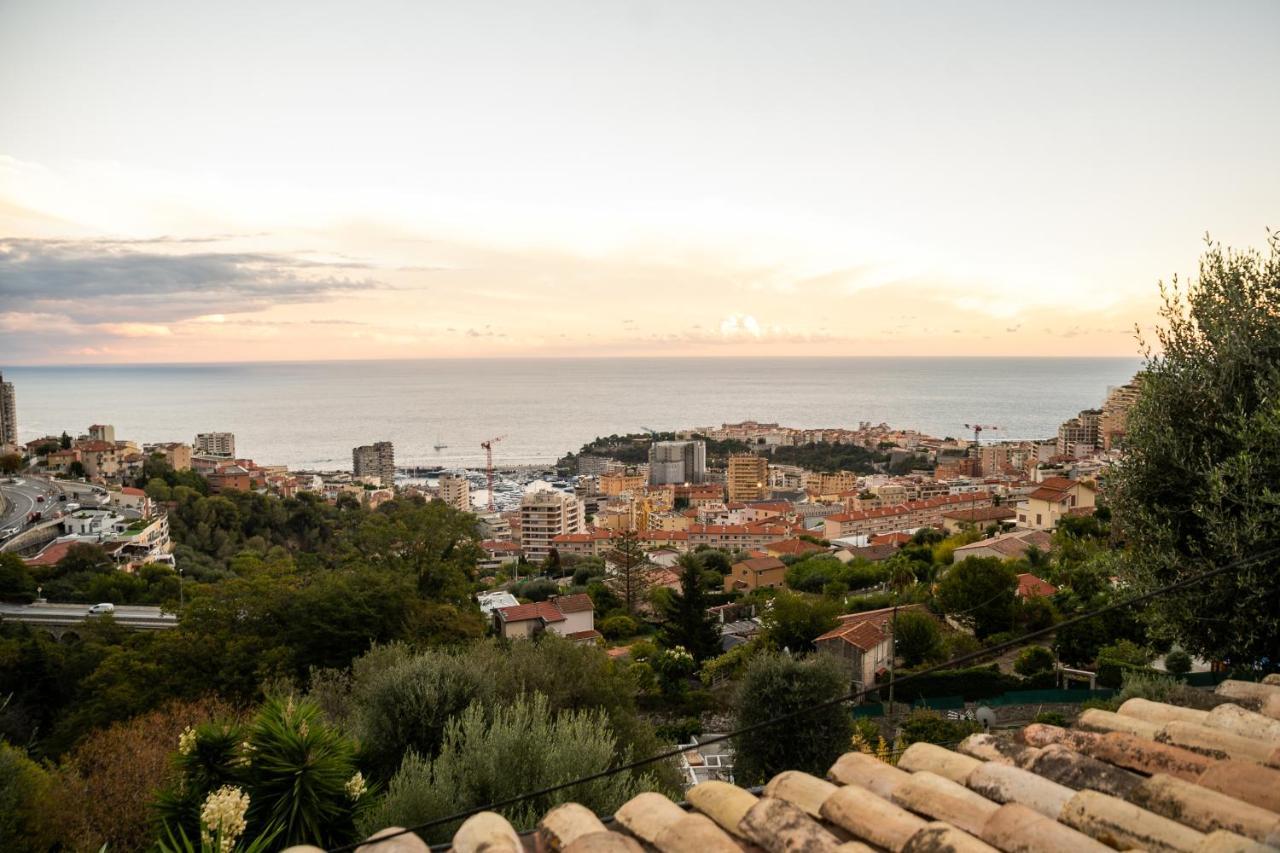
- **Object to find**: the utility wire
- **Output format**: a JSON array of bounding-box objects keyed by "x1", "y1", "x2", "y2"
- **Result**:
[{"x1": 332, "y1": 546, "x2": 1280, "y2": 852}]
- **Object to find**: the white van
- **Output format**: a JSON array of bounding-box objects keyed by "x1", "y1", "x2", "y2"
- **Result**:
[{"x1": 87, "y1": 603, "x2": 116, "y2": 615}]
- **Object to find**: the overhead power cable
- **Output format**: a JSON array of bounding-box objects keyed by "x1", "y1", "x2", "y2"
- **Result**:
[{"x1": 331, "y1": 546, "x2": 1280, "y2": 852}]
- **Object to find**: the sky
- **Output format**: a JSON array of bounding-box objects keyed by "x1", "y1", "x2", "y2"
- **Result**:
[{"x1": 1, "y1": 0, "x2": 1277, "y2": 364}]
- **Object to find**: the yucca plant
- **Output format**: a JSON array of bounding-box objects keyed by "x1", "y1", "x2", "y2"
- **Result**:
[
  {"x1": 154, "y1": 696, "x2": 370, "y2": 850},
  {"x1": 243, "y1": 696, "x2": 367, "y2": 848}
]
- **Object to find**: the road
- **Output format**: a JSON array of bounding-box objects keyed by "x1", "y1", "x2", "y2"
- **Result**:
[
  {"x1": 0, "y1": 475, "x2": 114, "y2": 543},
  {"x1": 0, "y1": 476, "x2": 55, "y2": 535},
  {"x1": 0, "y1": 602, "x2": 178, "y2": 630}
]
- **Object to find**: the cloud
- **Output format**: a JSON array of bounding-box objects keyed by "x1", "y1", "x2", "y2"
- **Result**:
[
  {"x1": 719, "y1": 313, "x2": 763, "y2": 339},
  {"x1": 0, "y1": 238, "x2": 382, "y2": 323}
]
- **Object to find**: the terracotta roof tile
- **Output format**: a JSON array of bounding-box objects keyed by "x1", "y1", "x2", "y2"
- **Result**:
[{"x1": 554, "y1": 593, "x2": 595, "y2": 613}]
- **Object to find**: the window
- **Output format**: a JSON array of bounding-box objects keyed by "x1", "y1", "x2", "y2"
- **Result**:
[{"x1": 1036, "y1": 514, "x2": 1042, "y2": 526}]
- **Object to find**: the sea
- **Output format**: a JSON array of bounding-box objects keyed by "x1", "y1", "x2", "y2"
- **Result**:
[{"x1": 4, "y1": 358, "x2": 1142, "y2": 471}]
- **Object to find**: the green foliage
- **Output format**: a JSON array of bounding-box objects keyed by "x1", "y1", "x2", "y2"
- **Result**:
[
  {"x1": 0, "y1": 741, "x2": 57, "y2": 852},
  {"x1": 365, "y1": 694, "x2": 654, "y2": 842},
  {"x1": 599, "y1": 614, "x2": 641, "y2": 640},
  {"x1": 893, "y1": 611, "x2": 943, "y2": 667},
  {"x1": 1034, "y1": 711, "x2": 1068, "y2": 727},
  {"x1": 895, "y1": 710, "x2": 981, "y2": 747},
  {"x1": 768, "y1": 442, "x2": 885, "y2": 474},
  {"x1": 936, "y1": 557, "x2": 1018, "y2": 639},
  {"x1": 784, "y1": 554, "x2": 888, "y2": 594},
  {"x1": 0, "y1": 453, "x2": 22, "y2": 475},
  {"x1": 1014, "y1": 646, "x2": 1056, "y2": 677},
  {"x1": 0, "y1": 553, "x2": 37, "y2": 603},
  {"x1": 510, "y1": 576, "x2": 558, "y2": 601},
  {"x1": 658, "y1": 554, "x2": 722, "y2": 661},
  {"x1": 761, "y1": 591, "x2": 840, "y2": 653},
  {"x1": 889, "y1": 665, "x2": 1022, "y2": 703},
  {"x1": 156, "y1": 696, "x2": 367, "y2": 850},
  {"x1": 731, "y1": 652, "x2": 853, "y2": 785},
  {"x1": 1110, "y1": 234, "x2": 1280, "y2": 665},
  {"x1": 1163, "y1": 649, "x2": 1193, "y2": 676}
]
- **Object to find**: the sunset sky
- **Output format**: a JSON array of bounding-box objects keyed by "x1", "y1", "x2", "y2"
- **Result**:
[{"x1": 2, "y1": 1, "x2": 1277, "y2": 364}]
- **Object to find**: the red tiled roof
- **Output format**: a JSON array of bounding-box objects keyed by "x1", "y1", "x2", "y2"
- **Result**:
[
  {"x1": 1017, "y1": 572, "x2": 1058, "y2": 599},
  {"x1": 731, "y1": 556, "x2": 786, "y2": 574},
  {"x1": 24, "y1": 541, "x2": 74, "y2": 567},
  {"x1": 870, "y1": 532, "x2": 914, "y2": 545},
  {"x1": 565, "y1": 629, "x2": 603, "y2": 641},
  {"x1": 121, "y1": 487, "x2": 146, "y2": 496},
  {"x1": 496, "y1": 602, "x2": 566, "y2": 623},
  {"x1": 815, "y1": 619, "x2": 886, "y2": 651},
  {"x1": 553, "y1": 593, "x2": 594, "y2": 614},
  {"x1": 833, "y1": 603, "x2": 927, "y2": 630},
  {"x1": 765, "y1": 538, "x2": 826, "y2": 557},
  {"x1": 480, "y1": 540, "x2": 521, "y2": 552},
  {"x1": 940, "y1": 506, "x2": 1016, "y2": 522}
]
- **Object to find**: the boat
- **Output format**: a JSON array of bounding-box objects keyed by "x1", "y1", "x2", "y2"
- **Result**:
[{"x1": 433, "y1": 434, "x2": 448, "y2": 451}]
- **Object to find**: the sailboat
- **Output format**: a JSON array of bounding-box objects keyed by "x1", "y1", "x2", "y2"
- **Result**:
[{"x1": 433, "y1": 434, "x2": 448, "y2": 451}]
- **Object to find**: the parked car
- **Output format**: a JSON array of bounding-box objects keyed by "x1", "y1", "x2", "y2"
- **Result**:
[
  {"x1": 88, "y1": 603, "x2": 116, "y2": 615},
  {"x1": 58, "y1": 494, "x2": 67, "y2": 502},
  {"x1": 36, "y1": 495, "x2": 45, "y2": 503}
]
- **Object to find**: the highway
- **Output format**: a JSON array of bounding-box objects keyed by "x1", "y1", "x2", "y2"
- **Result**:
[
  {"x1": 0, "y1": 602, "x2": 178, "y2": 631},
  {"x1": 0, "y1": 475, "x2": 112, "y2": 543}
]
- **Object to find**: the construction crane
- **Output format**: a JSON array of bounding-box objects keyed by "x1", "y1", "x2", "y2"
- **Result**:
[
  {"x1": 480, "y1": 435, "x2": 507, "y2": 512},
  {"x1": 963, "y1": 423, "x2": 1000, "y2": 450}
]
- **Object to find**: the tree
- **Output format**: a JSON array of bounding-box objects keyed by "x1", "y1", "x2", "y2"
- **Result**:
[
  {"x1": 893, "y1": 610, "x2": 942, "y2": 667},
  {"x1": 67, "y1": 461, "x2": 86, "y2": 479},
  {"x1": 1111, "y1": 234, "x2": 1280, "y2": 666},
  {"x1": 59, "y1": 431, "x2": 71, "y2": 449},
  {"x1": 760, "y1": 591, "x2": 840, "y2": 654},
  {"x1": 731, "y1": 652, "x2": 853, "y2": 785},
  {"x1": 0, "y1": 553, "x2": 37, "y2": 602},
  {"x1": 0, "y1": 453, "x2": 22, "y2": 475},
  {"x1": 606, "y1": 529, "x2": 652, "y2": 615},
  {"x1": 659, "y1": 554, "x2": 723, "y2": 662},
  {"x1": 936, "y1": 557, "x2": 1018, "y2": 639}
]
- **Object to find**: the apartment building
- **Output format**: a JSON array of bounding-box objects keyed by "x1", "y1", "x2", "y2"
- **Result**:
[
  {"x1": 648, "y1": 440, "x2": 707, "y2": 486},
  {"x1": 726, "y1": 454, "x2": 769, "y2": 502},
  {"x1": 352, "y1": 441, "x2": 395, "y2": 487},
  {"x1": 87, "y1": 424, "x2": 116, "y2": 444},
  {"x1": 1099, "y1": 380, "x2": 1142, "y2": 450},
  {"x1": 519, "y1": 490, "x2": 586, "y2": 562},
  {"x1": 145, "y1": 442, "x2": 193, "y2": 471},
  {"x1": 78, "y1": 441, "x2": 120, "y2": 479},
  {"x1": 600, "y1": 468, "x2": 647, "y2": 496},
  {"x1": 805, "y1": 471, "x2": 859, "y2": 498},
  {"x1": 0, "y1": 371, "x2": 16, "y2": 448},
  {"x1": 823, "y1": 492, "x2": 995, "y2": 539},
  {"x1": 1056, "y1": 409, "x2": 1101, "y2": 456},
  {"x1": 194, "y1": 432, "x2": 236, "y2": 457},
  {"x1": 437, "y1": 474, "x2": 472, "y2": 512}
]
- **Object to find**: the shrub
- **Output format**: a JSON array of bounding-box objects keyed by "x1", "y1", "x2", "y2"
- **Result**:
[
  {"x1": 894, "y1": 611, "x2": 942, "y2": 666},
  {"x1": 599, "y1": 614, "x2": 640, "y2": 640},
  {"x1": 732, "y1": 652, "x2": 852, "y2": 785},
  {"x1": 1014, "y1": 646, "x2": 1056, "y2": 677},
  {"x1": 364, "y1": 694, "x2": 653, "y2": 842},
  {"x1": 42, "y1": 697, "x2": 241, "y2": 853},
  {"x1": 654, "y1": 717, "x2": 702, "y2": 744},
  {"x1": 1034, "y1": 711, "x2": 1068, "y2": 727},
  {"x1": 1163, "y1": 649, "x2": 1193, "y2": 677},
  {"x1": 896, "y1": 710, "x2": 981, "y2": 747}
]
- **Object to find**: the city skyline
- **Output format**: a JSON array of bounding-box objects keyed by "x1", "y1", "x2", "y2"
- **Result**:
[{"x1": 2, "y1": 1, "x2": 1277, "y2": 364}]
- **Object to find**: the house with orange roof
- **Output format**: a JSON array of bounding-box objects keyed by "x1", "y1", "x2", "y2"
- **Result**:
[
  {"x1": 1017, "y1": 476, "x2": 1096, "y2": 530},
  {"x1": 492, "y1": 593, "x2": 597, "y2": 641},
  {"x1": 723, "y1": 555, "x2": 787, "y2": 593}
]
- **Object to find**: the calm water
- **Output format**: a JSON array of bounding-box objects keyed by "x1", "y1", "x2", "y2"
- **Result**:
[{"x1": 4, "y1": 358, "x2": 1142, "y2": 470}]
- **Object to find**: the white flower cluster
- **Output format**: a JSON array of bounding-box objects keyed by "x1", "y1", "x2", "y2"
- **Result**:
[
  {"x1": 345, "y1": 771, "x2": 367, "y2": 801},
  {"x1": 200, "y1": 785, "x2": 250, "y2": 853},
  {"x1": 666, "y1": 646, "x2": 695, "y2": 665},
  {"x1": 233, "y1": 740, "x2": 255, "y2": 768},
  {"x1": 178, "y1": 726, "x2": 198, "y2": 756}
]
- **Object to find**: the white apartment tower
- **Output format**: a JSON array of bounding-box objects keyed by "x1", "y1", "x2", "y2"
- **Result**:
[
  {"x1": 194, "y1": 432, "x2": 237, "y2": 457},
  {"x1": 438, "y1": 474, "x2": 472, "y2": 512},
  {"x1": 0, "y1": 371, "x2": 16, "y2": 447},
  {"x1": 648, "y1": 440, "x2": 707, "y2": 486},
  {"x1": 352, "y1": 441, "x2": 396, "y2": 487},
  {"x1": 519, "y1": 490, "x2": 585, "y2": 562}
]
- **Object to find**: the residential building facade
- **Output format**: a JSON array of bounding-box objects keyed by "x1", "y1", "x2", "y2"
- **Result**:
[
  {"x1": 726, "y1": 454, "x2": 769, "y2": 502},
  {"x1": 352, "y1": 441, "x2": 395, "y2": 487},
  {"x1": 194, "y1": 432, "x2": 236, "y2": 457},
  {"x1": 648, "y1": 440, "x2": 707, "y2": 486},
  {"x1": 437, "y1": 474, "x2": 471, "y2": 512},
  {"x1": 0, "y1": 371, "x2": 16, "y2": 448},
  {"x1": 519, "y1": 490, "x2": 586, "y2": 562},
  {"x1": 1017, "y1": 477, "x2": 1096, "y2": 530}
]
